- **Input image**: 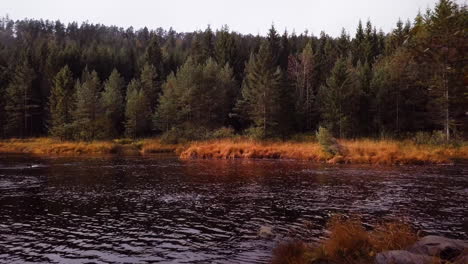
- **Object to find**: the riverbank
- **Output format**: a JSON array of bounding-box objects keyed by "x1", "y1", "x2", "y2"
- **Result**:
[
  {"x1": 0, "y1": 138, "x2": 180, "y2": 156},
  {"x1": 0, "y1": 138, "x2": 467, "y2": 165},
  {"x1": 180, "y1": 139, "x2": 468, "y2": 165},
  {"x1": 271, "y1": 216, "x2": 467, "y2": 264}
]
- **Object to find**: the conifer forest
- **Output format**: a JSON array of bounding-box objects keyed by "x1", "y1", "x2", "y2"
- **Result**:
[{"x1": 0, "y1": 0, "x2": 466, "y2": 142}]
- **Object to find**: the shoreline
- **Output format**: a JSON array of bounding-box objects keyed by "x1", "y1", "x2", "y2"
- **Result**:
[{"x1": 0, "y1": 138, "x2": 467, "y2": 165}]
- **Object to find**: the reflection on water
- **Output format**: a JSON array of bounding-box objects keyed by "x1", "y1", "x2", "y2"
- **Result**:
[{"x1": 0, "y1": 155, "x2": 466, "y2": 263}]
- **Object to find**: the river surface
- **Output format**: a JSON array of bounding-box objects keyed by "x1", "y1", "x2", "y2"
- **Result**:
[{"x1": 0, "y1": 155, "x2": 466, "y2": 264}]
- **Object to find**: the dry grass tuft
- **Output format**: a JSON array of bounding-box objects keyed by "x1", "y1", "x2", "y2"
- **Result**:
[
  {"x1": 271, "y1": 241, "x2": 313, "y2": 264},
  {"x1": 271, "y1": 215, "x2": 420, "y2": 264},
  {"x1": 323, "y1": 215, "x2": 374, "y2": 263},
  {"x1": 369, "y1": 221, "x2": 418, "y2": 252},
  {"x1": 181, "y1": 138, "x2": 468, "y2": 165}
]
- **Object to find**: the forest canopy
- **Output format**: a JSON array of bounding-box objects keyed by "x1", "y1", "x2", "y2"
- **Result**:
[{"x1": 0, "y1": 0, "x2": 466, "y2": 142}]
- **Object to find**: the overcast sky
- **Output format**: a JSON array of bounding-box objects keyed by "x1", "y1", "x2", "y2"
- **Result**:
[{"x1": 4, "y1": 0, "x2": 445, "y2": 36}]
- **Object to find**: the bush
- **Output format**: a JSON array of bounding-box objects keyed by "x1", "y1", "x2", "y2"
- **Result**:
[
  {"x1": 290, "y1": 133, "x2": 316, "y2": 142},
  {"x1": 113, "y1": 138, "x2": 134, "y2": 145},
  {"x1": 413, "y1": 131, "x2": 446, "y2": 145},
  {"x1": 316, "y1": 126, "x2": 341, "y2": 155},
  {"x1": 160, "y1": 125, "x2": 210, "y2": 144},
  {"x1": 210, "y1": 127, "x2": 236, "y2": 139},
  {"x1": 271, "y1": 241, "x2": 312, "y2": 264},
  {"x1": 245, "y1": 126, "x2": 265, "y2": 140},
  {"x1": 270, "y1": 215, "x2": 419, "y2": 264}
]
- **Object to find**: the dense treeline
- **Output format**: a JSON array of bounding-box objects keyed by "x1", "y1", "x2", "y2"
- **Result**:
[{"x1": 0, "y1": 0, "x2": 466, "y2": 141}]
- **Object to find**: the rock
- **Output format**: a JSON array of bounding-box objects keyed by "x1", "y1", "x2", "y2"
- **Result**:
[
  {"x1": 408, "y1": 235, "x2": 468, "y2": 261},
  {"x1": 258, "y1": 225, "x2": 274, "y2": 239},
  {"x1": 375, "y1": 250, "x2": 435, "y2": 264}
]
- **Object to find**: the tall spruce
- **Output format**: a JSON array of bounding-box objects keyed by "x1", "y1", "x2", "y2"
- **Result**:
[
  {"x1": 318, "y1": 57, "x2": 361, "y2": 138},
  {"x1": 125, "y1": 79, "x2": 150, "y2": 138},
  {"x1": 238, "y1": 42, "x2": 282, "y2": 138},
  {"x1": 101, "y1": 69, "x2": 125, "y2": 137},
  {"x1": 49, "y1": 65, "x2": 75, "y2": 139},
  {"x1": 73, "y1": 68, "x2": 103, "y2": 140},
  {"x1": 4, "y1": 60, "x2": 37, "y2": 137}
]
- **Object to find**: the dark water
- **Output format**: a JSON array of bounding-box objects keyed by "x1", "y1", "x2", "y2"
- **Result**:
[{"x1": 0, "y1": 155, "x2": 466, "y2": 264}]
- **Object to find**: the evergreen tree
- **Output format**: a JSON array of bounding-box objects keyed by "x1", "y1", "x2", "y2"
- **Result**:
[
  {"x1": 288, "y1": 41, "x2": 316, "y2": 131},
  {"x1": 154, "y1": 57, "x2": 235, "y2": 131},
  {"x1": 4, "y1": 60, "x2": 37, "y2": 137},
  {"x1": 267, "y1": 25, "x2": 281, "y2": 65},
  {"x1": 72, "y1": 69, "x2": 103, "y2": 140},
  {"x1": 49, "y1": 65, "x2": 75, "y2": 139},
  {"x1": 202, "y1": 26, "x2": 215, "y2": 60},
  {"x1": 215, "y1": 25, "x2": 237, "y2": 67},
  {"x1": 143, "y1": 35, "x2": 164, "y2": 77},
  {"x1": 237, "y1": 42, "x2": 282, "y2": 138},
  {"x1": 337, "y1": 28, "x2": 350, "y2": 58},
  {"x1": 318, "y1": 58, "x2": 361, "y2": 138},
  {"x1": 125, "y1": 79, "x2": 150, "y2": 138},
  {"x1": 140, "y1": 62, "x2": 159, "y2": 110},
  {"x1": 101, "y1": 69, "x2": 125, "y2": 137}
]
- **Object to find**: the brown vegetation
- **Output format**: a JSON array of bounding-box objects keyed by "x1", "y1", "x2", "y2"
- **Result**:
[
  {"x1": 1, "y1": 138, "x2": 466, "y2": 164},
  {"x1": 0, "y1": 138, "x2": 178, "y2": 156},
  {"x1": 271, "y1": 216, "x2": 419, "y2": 264},
  {"x1": 180, "y1": 139, "x2": 468, "y2": 165}
]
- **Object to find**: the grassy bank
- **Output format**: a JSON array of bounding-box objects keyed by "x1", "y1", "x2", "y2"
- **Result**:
[
  {"x1": 271, "y1": 216, "x2": 420, "y2": 264},
  {"x1": 1, "y1": 138, "x2": 467, "y2": 164},
  {"x1": 0, "y1": 138, "x2": 180, "y2": 156},
  {"x1": 180, "y1": 139, "x2": 468, "y2": 165}
]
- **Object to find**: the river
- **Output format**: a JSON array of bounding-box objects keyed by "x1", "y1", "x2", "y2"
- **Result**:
[{"x1": 0, "y1": 155, "x2": 466, "y2": 263}]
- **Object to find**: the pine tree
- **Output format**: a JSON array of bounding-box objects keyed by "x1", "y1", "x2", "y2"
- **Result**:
[
  {"x1": 72, "y1": 68, "x2": 103, "y2": 140},
  {"x1": 49, "y1": 65, "x2": 75, "y2": 139},
  {"x1": 140, "y1": 63, "x2": 159, "y2": 112},
  {"x1": 238, "y1": 42, "x2": 282, "y2": 138},
  {"x1": 154, "y1": 57, "x2": 235, "y2": 131},
  {"x1": 101, "y1": 69, "x2": 124, "y2": 137},
  {"x1": 337, "y1": 28, "x2": 350, "y2": 58},
  {"x1": 267, "y1": 25, "x2": 281, "y2": 65},
  {"x1": 4, "y1": 60, "x2": 37, "y2": 137},
  {"x1": 143, "y1": 35, "x2": 164, "y2": 77},
  {"x1": 288, "y1": 41, "x2": 316, "y2": 131},
  {"x1": 278, "y1": 30, "x2": 290, "y2": 70},
  {"x1": 215, "y1": 25, "x2": 237, "y2": 67},
  {"x1": 202, "y1": 25, "x2": 215, "y2": 60},
  {"x1": 125, "y1": 79, "x2": 150, "y2": 138},
  {"x1": 190, "y1": 34, "x2": 205, "y2": 65},
  {"x1": 154, "y1": 73, "x2": 184, "y2": 132},
  {"x1": 318, "y1": 57, "x2": 361, "y2": 138},
  {"x1": 424, "y1": 0, "x2": 464, "y2": 140},
  {"x1": 353, "y1": 20, "x2": 365, "y2": 65}
]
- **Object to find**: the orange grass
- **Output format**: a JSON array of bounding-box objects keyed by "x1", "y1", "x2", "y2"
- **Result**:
[
  {"x1": 271, "y1": 216, "x2": 419, "y2": 264},
  {"x1": 180, "y1": 139, "x2": 468, "y2": 165},
  {"x1": 138, "y1": 138, "x2": 181, "y2": 154},
  {"x1": 0, "y1": 138, "x2": 178, "y2": 156},
  {"x1": 180, "y1": 139, "x2": 330, "y2": 161}
]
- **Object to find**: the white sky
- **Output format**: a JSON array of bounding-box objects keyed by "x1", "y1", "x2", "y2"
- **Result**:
[{"x1": 3, "y1": 0, "x2": 444, "y2": 36}]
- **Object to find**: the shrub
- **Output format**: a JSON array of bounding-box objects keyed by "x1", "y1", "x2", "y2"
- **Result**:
[
  {"x1": 113, "y1": 138, "x2": 134, "y2": 145},
  {"x1": 245, "y1": 126, "x2": 265, "y2": 140},
  {"x1": 271, "y1": 241, "x2": 312, "y2": 264},
  {"x1": 210, "y1": 127, "x2": 236, "y2": 139},
  {"x1": 160, "y1": 125, "x2": 210, "y2": 144},
  {"x1": 316, "y1": 126, "x2": 341, "y2": 155},
  {"x1": 290, "y1": 133, "x2": 316, "y2": 142},
  {"x1": 413, "y1": 131, "x2": 447, "y2": 145},
  {"x1": 270, "y1": 216, "x2": 419, "y2": 264},
  {"x1": 323, "y1": 215, "x2": 373, "y2": 263}
]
